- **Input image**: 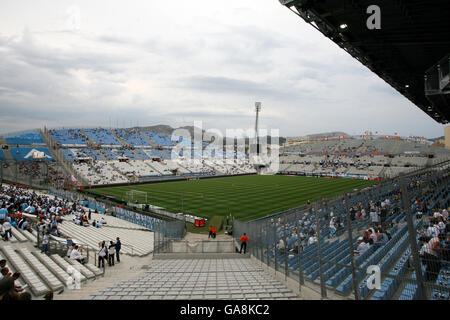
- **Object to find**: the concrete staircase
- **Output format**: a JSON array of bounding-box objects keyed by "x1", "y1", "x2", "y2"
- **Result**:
[
  {"x1": 141, "y1": 133, "x2": 158, "y2": 147},
  {"x1": 2, "y1": 147, "x2": 14, "y2": 162},
  {"x1": 54, "y1": 255, "x2": 153, "y2": 300},
  {"x1": 96, "y1": 149, "x2": 108, "y2": 161},
  {"x1": 140, "y1": 132, "x2": 172, "y2": 160},
  {"x1": 78, "y1": 129, "x2": 109, "y2": 161},
  {"x1": 2, "y1": 216, "x2": 300, "y2": 300},
  {"x1": 143, "y1": 161, "x2": 165, "y2": 175},
  {"x1": 378, "y1": 166, "x2": 388, "y2": 178},
  {"x1": 39, "y1": 129, "x2": 86, "y2": 185},
  {"x1": 160, "y1": 149, "x2": 171, "y2": 160},
  {"x1": 359, "y1": 138, "x2": 370, "y2": 153},
  {"x1": 78, "y1": 129, "x2": 96, "y2": 147},
  {"x1": 109, "y1": 161, "x2": 132, "y2": 181},
  {"x1": 130, "y1": 149, "x2": 144, "y2": 160},
  {"x1": 0, "y1": 229, "x2": 124, "y2": 300},
  {"x1": 391, "y1": 139, "x2": 401, "y2": 154},
  {"x1": 282, "y1": 163, "x2": 294, "y2": 172},
  {"x1": 84, "y1": 257, "x2": 299, "y2": 300},
  {"x1": 111, "y1": 129, "x2": 129, "y2": 147}
]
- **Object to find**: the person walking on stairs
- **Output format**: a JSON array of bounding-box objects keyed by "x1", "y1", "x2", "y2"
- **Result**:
[{"x1": 240, "y1": 233, "x2": 249, "y2": 254}]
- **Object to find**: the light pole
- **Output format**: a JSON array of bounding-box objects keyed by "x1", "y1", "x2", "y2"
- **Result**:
[{"x1": 255, "y1": 102, "x2": 261, "y2": 155}]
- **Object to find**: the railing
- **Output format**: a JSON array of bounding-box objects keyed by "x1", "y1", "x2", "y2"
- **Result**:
[
  {"x1": 163, "y1": 239, "x2": 235, "y2": 254},
  {"x1": 121, "y1": 243, "x2": 135, "y2": 256},
  {"x1": 233, "y1": 159, "x2": 450, "y2": 300},
  {"x1": 0, "y1": 128, "x2": 42, "y2": 139},
  {"x1": 40, "y1": 128, "x2": 86, "y2": 185},
  {"x1": 36, "y1": 227, "x2": 90, "y2": 263},
  {"x1": 153, "y1": 219, "x2": 186, "y2": 254},
  {"x1": 0, "y1": 160, "x2": 57, "y2": 191}
]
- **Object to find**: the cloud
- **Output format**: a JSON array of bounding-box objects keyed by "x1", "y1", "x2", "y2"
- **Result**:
[
  {"x1": 0, "y1": 0, "x2": 445, "y2": 139},
  {"x1": 181, "y1": 75, "x2": 278, "y2": 96}
]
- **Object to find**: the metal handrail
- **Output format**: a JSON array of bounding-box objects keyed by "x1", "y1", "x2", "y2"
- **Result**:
[{"x1": 121, "y1": 243, "x2": 135, "y2": 256}]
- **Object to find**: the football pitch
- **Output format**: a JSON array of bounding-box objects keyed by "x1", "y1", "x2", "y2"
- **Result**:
[{"x1": 90, "y1": 175, "x2": 377, "y2": 222}]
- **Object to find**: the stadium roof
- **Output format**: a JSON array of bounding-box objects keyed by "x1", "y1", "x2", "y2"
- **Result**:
[{"x1": 279, "y1": 0, "x2": 450, "y2": 124}]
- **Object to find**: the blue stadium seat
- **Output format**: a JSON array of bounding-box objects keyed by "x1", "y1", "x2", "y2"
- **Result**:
[
  {"x1": 141, "y1": 131, "x2": 174, "y2": 147},
  {"x1": 114, "y1": 129, "x2": 151, "y2": 146},
  {"x1": 6, "y1": 132, "x2": 44, "y2": 145},
  {"x1": 83, "y1": 128, "x2": 122, "y2": 146},
  {"x1": 49, "y1": 129, "x2": 88, "y2": 145}
]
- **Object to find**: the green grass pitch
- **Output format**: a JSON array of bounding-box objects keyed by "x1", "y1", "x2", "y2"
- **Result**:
[{"x1": 90, "y1": 175, "x2": 377, "y2": 222}]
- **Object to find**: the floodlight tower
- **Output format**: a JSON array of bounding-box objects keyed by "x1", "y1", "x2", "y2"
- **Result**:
[{"x1": 255, "y1": 102, "x2": 261, "y2": 155}]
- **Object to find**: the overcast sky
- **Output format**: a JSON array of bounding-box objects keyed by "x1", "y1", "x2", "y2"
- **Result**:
[{"x1": 0, "y1": 0, "x2": 446, "y2": 138}]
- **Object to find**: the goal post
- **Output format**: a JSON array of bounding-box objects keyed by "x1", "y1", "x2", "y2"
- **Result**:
[{"x1": 125, "y1": 190, "x2": 148, "y2": 204}]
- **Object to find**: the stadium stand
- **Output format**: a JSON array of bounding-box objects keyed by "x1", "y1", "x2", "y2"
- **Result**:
[
  {"x1": 0, "y1": 183, "x2": 160, "y2": 299},
  {"x1": 141, "y1": 131, "x2": 174, "y2": 147},
  {"x1": 83, "y1": 128, "x2": 122, "y2": 146},
  {"x1": 114, "y1": 129, "x2": 151, "y2": 146},
  {"x1": 1, "y1": 155, "x2": 448, "y2": 301},
  {"x1": 85, "y1": 259, "x2": 298, "y2": 300},
  {"x1": 72, "y1": 161, "x2": 129, "y2": 184},
  {"x1": 143, "y1": 148, "x2": 168, "y2": 160},
  {"x1": 111, "y1": 160, "x2": 161, "y2": 178},
  {"x1": 49, "y1": 129, "x2": 88, "y2": 146},
  {"x1": 60, "y1": 148, "x2": 102, "y2": 161},
  {"x1": 5, "y1": 132, "x2": 45, "y2": 146},
  {"x1": 133, "y1": 148, "x2": 151, "y2": 160},
  {"x1": 280, "y1": 137, "x2": 450, "y2": 179},
  {"x1": 2, "y1": 126, "x2": 448, "y2": 188},
  {"x1": 236, "y1": 163, "x2": 449, "y2": 300}
]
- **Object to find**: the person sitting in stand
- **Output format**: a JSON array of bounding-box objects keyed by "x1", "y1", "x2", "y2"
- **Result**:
[
  {"x1": 69, "y1": 245, "x2": 87, "y2": 265},
  {"x1": 420, "y1": 234, "x2": 445, "y2": 281},
  {"x1": 2, "y1": 220, "x2": 12, "y2": 241},
  {"x1": 368, "y1": 228, "x2": 378, "y2": 244},
  {"x1": 50, "y1": 227, "x2": 62, "y2": 237},
  {"x1": 354, "y1": 236, "x2": 371, "y2": 255},
  {"x1": 0, "y1": 272, "x2": 24, "y2": 299},
  {"x1": 0, "y1": 267, "x2": 11, "y2": 281},
  {"x1": 376, "y1": 227, "x2": 390, "y2": 245}
]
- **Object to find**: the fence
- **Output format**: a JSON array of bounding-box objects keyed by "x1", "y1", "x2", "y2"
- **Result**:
[
  {"x1": 47, "y1": 188, "x2": 163, "y2": 232},
  {"x1": 153, "y1": 219, "x2": 186, "y2": 254},
  {"x1": 40, "y1": 127, "x2": 86, "y2": 185},
  {"x1": 233, "y1": 160, "x2": 450, "y2": 300},
  {"x1": 0, "y1": 160, "x2": 70, "y2": 190},
  {"x1": 164, "y1": 239, "x2": 235, "y2": 254},
  {"x1": 36, "y1": 226, "x2": 91, "y2": 263}
]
